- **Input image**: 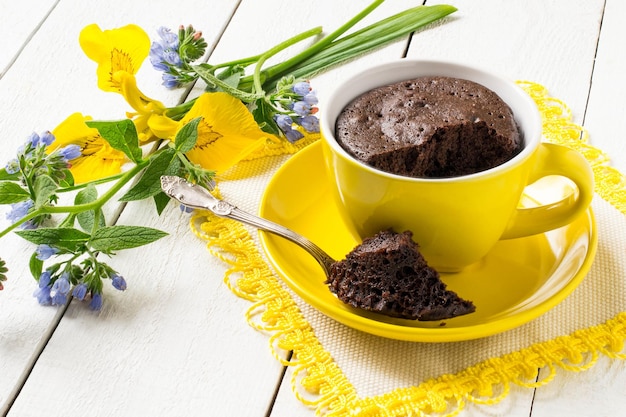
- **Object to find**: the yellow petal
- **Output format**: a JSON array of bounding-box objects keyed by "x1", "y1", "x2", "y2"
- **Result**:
[
  {"x1": 50, "y1": 113, "x2": 128, "y2": 183},
  {"x1": 68, "y1": 151, "x2": 125, "y2": 184},
  {"x1": 79, "y1": 24, "x2": 150, "y2": 92},
  {"x1": 179, "y1": 93, "x2": 276, "y2": 173},
  {"x1": 146, "y1": 113, "x2": 179, "y2": 140}
]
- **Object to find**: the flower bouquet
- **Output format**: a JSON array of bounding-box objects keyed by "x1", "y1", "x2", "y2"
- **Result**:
[{"x1": 0, "y1": 1, "x2": 456, "y2": 308}]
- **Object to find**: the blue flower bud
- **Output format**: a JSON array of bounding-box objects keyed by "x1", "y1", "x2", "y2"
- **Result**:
[
  {"x1": 157, "y1": 26, "x2": 179, "y2": 49},
  {"x1": 111, "y1": 274, "x2": 127, "y2": 291},
  {"x1": 59, "y1": 145, "x2": 82, "y2": 161},
  {"x1": 162, "y1": 50, "x2": 182, "y2": 66},
  {"x1": 283, "y1": 129, "x2": 304, "y2": 143},
  {"x1": 297, "y1": 115, "x2": 320, "y2": 133},
  {"x1": 28, "y1": 132, "x2": 41, "y2": 148},
  {"x1": 292, "y1": 101, "x2": 311, "y2": 117},
  {"x1": 36, "y1": 244, "x2": 59, "y2": 261},
  {"x1": 292, "y1": 81, "x2": 312, "y2": 96},
  {"x1": 275, "y1": 114, "x2": 294, "y2": 131},
  {"x1": 89, "y1": 293, "x2": 103, "y2": 311},
  {"x1": 6, "y1": 200, "x2": 34, "y2": 224},
  {"x1": 162, "y1": 73, "x2": 181, "y2": 89},
  {"x1": 72, "y1": 283, "x2": 88, "y2": 301},
  {"x1": 303, "y1": 92, "x2": 318, "y2": 106},
  {"x1": 51, "y1": 273, "x2": 70, "y2": 297},
  {"x1": 38, "y1": 271, "x2": 52, "y2": 288},
  {"x1": 51, "y1": 291, "x2": 68, "y2": 305},
  {"x1": 180, "y1": 204, "x2": 194, "y2": 213},
  {"x1": 5, "y1": 158, "x2": 20, "y2": 174},
  {"x1": 39, "y1": 131, "x2": 55, "y2": 146},
  {"x1": 33, "y1": 286, "x2": 52, "y2": 305}
]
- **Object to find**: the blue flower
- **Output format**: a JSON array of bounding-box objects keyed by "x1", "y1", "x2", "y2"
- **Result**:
[
  {"x1": 33, "y1": 286, "x2": 52, "y2": 305},
  {"x1": 275, "y1": 114, "x2": 294, "y2": 131},
  {"x1": 39, "y1": 131, "x2": 55, "y2": 146},
  {"x1": 157, "y1": 26, "x2": 179, "y2": 49},
  {"x1": 72, "y1": 283, "x2": 88, "y2": 301},
  {"x1": 38, "y1": 271, "x2": 52, "y2": 288},
  {"x1": 6, "y1": 200, "x2": 34, "y2": 224},
  {"x1": 34, "y1": 270, "x2": 53, "y2": 305},
  {"x1": 292, "y1": 81, "x2": 312, "y2": 96},
  {"x1": 150, "y1": 26, "x2": 182, "y2": 78},
  {"x1": 296, "y1": 115, "x2": 320, "y2": 133},
  {"x1": 50, "y1": 273, "x2": 70, "y2": 305},
  {"x1": 111, "y1": 274, "x2": 127, "y2": 291},
  {"x1": 162, "y1": 73, "x2": 181, "y2": 89},
  {"x1": 89, "y1": 293, "x2": 103, "y2": 311},
  {"x1": 274, "y1": 115, "x2": 304, "y2": 143},
  {"x1": 58, "y1": 144, "x2": 82, "y2": 161},
  {"x1": 51, "y1": 291, "x2": 67, "y2": 305},
  {"x1": 303, "y1": 92, "x2": 318, "y2": 106},
  {"x1": 35, "y1": 244, "x2": 59, "y2": 261},
  {"x1": 180, "y1": 204, "x2": 194, "y2": 213},
  {"x1": 291, "y1": 101, "x2": 312, "y2": 117},
  {"x1": 28, "y1": 132, "x2": 41, "y2": 148},
  {"x1": 284, "y1": 129, "x2": 304, "y2": 143},
  {"x1": 5, "y1": 158, "x2": 20, "y2": 174},
  {"x1": 162, "y1": 50, "x2": 182, "y2": 66},
  {"x1": 149, "y1": 43, "x2": 170, "y2": 71}
]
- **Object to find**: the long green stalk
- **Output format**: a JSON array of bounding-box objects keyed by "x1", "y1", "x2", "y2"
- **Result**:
[{"x1": 238, "y1": 4, "x2": 456, "y2": 92}]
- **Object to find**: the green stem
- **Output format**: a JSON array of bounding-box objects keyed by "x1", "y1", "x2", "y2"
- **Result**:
[
  {"x1": 57, "y1": 173, "x2": 125, "y2": 194},
  {"x1": 210, "y1": 55, "x2": 261, "y2": 72},
  {"x1": 253, "y1": 0, "x2": 384, "y2": 84},
  {"x1": 271, "y1": 5, "x2": 457, "y2": 87},
  {"x1": 0, "y1": 160, "x2": 149, "y2": 240},
  {"x1": 192, "y1": 65, "x2": 263, "y2": 103},
  {"x1": 43, "y1": 161, "x2": 148, "y2": 214},
  {"x1": 253, "y1": 26, "x2": 324, "y2": 95},
  {"x1": 239, "y1": 4, "x2": 456, "y2": 92}
]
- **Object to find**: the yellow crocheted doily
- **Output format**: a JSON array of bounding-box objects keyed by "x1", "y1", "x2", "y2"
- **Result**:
[{"x1": 191, "y1": 82, "x2": 626, "y2": 416}]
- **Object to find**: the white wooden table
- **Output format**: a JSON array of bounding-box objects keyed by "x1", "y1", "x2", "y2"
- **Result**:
[{"x1": 1, "y1": 1, "x2": 625, "y2": 416}]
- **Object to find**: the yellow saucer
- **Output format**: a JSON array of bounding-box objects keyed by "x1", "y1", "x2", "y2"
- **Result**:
[{"x1": 258, "y1": 142, "x2": 597, "y2": 342}]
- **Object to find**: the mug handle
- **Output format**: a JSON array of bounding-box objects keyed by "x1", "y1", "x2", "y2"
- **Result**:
[{"x1": 501, "y1": 143, "x2": 594, "y2": 239}]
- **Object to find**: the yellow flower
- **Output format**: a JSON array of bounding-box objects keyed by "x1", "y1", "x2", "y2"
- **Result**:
[
  {"x1": 117, "y1": 71, "x2": 177, "y2": 143},
  {"x1": 49, "y1": 113, "x2": 128, "y2": 184},
  {"x1": 80, "y1": 24, "x2": 174, "y2": 143},
  {"x1": 79, "y1": 24, "x2": 150, "y2": 92},
  {"x1": 178, "y1": 93, "x2": 275, "y2": 173}
]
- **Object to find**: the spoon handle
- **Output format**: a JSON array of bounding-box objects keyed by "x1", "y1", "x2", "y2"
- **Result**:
[{"x1": 160, "y1": 176, "x2": 335, "y2": 276}]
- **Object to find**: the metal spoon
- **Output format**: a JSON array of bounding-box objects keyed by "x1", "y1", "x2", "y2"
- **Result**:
[{"x1": 160, "y1": 175, "x2": 336, "y2": 276}]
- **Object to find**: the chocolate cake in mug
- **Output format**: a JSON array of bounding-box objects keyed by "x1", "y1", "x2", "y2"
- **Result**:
[{"x1": 335, "y1": 76, "x2": 522, "y2": 178}]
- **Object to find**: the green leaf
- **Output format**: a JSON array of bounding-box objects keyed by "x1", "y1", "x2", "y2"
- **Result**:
[
  {"x1": 174, "y1": 117, "x2": 201, "y2": 153},
  {"x1": 16, "y1": 227, "x2": 90, "y2": 252},
  {"x1": 252, "y1": 99, "x2": 282, "y2": 136},
  {"x1": 75, "y1": 184, "x2": 106, "y2": 232},
  {"x1": 33, "y1": 175, "x2": 58, "y2": 208},
  {"x1": 87, "y1": 119, "x2": 142, "y2": 163},
  {"x1": 119, "y1": 148, "x2": 181, "y2": 202},
  {"x1": 59, "y1": 213, "x2": 77, "y2": 228},
  {"x1": 58, "y1": 169, "x2": 75, "y2": 188},
  {"x1": 153, "y1": 191, "x2": 172, "y2": 215},
  {"x1": 89, "y1": 225, "x2": 168, "y2": 251},
  {"x1": 29, "y1": 252, "x2": 43, "y2": 280},
  {"x1": 0, "y1": 168, "x2": 20, "y2": 181},
  {"x1": 0, "y1": 181, "x2": 30, "y2": 204}
]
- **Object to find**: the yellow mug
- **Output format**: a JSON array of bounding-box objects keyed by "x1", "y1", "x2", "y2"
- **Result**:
[{"x1": 320, "y1": 60, "x2": 594, "y2": 272}]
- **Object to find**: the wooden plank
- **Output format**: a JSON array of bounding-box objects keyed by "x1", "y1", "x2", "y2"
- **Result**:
[
  {"x1": 0, "y1": 0, "x2": 289, "y2": 415},
  {"x1": 584, "y1": 0, "x2": 626, "y2": 172},
  {"x1": 532, "y1": 0, "x2": 626, "y2": 414},
  {"x1": 0, "y1": 0, "x2": 58, "y2": 77}
]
